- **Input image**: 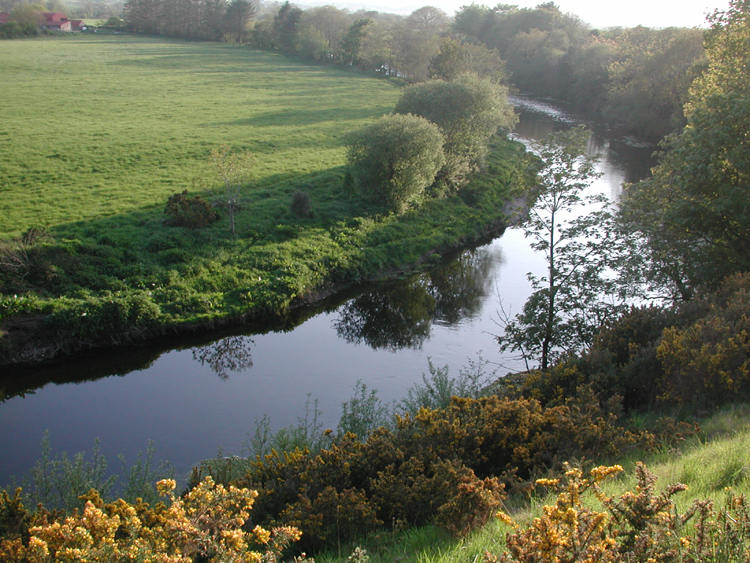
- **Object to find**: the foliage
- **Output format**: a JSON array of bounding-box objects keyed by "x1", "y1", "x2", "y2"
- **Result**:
[
  {"x1": 619, "y1": 0, "x2": 750, "y2": 293},
  {"x1": 604, "y1": 27, "x2": 705, "y2": 139},
  {"x1": 165, "y1": 190, "x2": 219, "y2": 229},
  {"x1": 226, "y1": 386, "x2": 643, "y2": 551},
  {"x1": 0, "y1": 477, "x2": 303, "y2": 563},
  {"x1": 13, "y1": 432, "x2": 174, "y2": 512},
  {"x1": 428, "y1": 37, "x2": 508, "y2": 84},
  {"x1": 656, "y1": 273, "x2": 750, "y2": 407},
  {"x1": 0, "y1": 22, "x2": 41, "y2": 39},
  {"x1": 291, "y1": 191, "x2": 313, "y2": 218},
  {"x1": 488, "y1": 462, "x2": 750, "y2": 563},
  {"x1": 345, "y1": 113, "x2": 445, "y2": 212},
  {"x1": 394, "y1": 75, "x2": 517, "y2": 190},
  {"x1": 497, "y1": 126, "x2": 634, "y2": 371}
]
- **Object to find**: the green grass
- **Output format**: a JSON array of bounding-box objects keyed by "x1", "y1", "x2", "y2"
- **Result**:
[
  {"x1": 0, "y1": 35, "x2": 400, "y2": 236},
  {"x1": 0, "y1": 35, "x2": 524, "y2": 362}
]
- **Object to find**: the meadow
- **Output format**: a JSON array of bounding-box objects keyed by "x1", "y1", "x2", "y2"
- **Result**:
[
  {"x1": 0, "y1": 35, "x2": 400, "y2": 235},
  {"x1": 0, "y1": 35, "x2": 522, "y2": 363}
]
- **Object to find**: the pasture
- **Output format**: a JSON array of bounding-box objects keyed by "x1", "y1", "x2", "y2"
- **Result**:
[{"x1": 0, "y1": 35, "x2": 401, "y2": 236}]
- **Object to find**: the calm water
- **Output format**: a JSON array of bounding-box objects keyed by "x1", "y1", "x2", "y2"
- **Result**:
[{"x1": 0, "y1": 97, "x2": 657, "y2": 485}]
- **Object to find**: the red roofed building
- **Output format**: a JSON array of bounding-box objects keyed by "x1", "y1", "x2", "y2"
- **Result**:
[
  {"x1": 0, "y1": 12, "x2": 10, "y2": 24},
  {"x1": 39, "y1": 12, "x2": 71, "y2": 31}
]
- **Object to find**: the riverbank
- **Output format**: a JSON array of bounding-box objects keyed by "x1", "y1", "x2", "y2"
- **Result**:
[{"x1": 0, "y1": 135, "x2": 526, "y2": 367}]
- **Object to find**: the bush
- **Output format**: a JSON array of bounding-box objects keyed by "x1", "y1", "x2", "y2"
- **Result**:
[
  {"x1": 290, "y1": 191, "x2": 313, "y2": 218},
  {"x1": 345, "y1": 113, "x2": 445, "y2": 213},
  {"x1": 488, "y1": 462, "x2": 750, "y2": 563},
  {"x1": 0, "y1": 477, "x2": 303, "y2": 562},
  {"x1": 164, "y1": 190, "x2": 219, "y2": 229}
]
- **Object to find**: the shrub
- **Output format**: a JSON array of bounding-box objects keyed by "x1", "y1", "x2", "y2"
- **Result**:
[
  {"x1": 0, "y1": 477, "x2": 303, "y2": 562},
  {"x1": 291, "y1": 191, "x2": 313, "y2": 218},
  {"x1": 345, "y1": 113, "x2": 445, "y2": 213},
  {"x1": 164, "y1": 190, "x2": 219, "y2": 229},
  {"x1": 488, "y1": 462, "x2": 750, "y2": 563}
]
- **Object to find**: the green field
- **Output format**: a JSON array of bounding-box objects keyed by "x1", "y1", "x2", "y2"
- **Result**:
[
  {"x1": 0, "y1": 35, "x2": 400, "y2": 236},
  {"x1": 0, "y1": 35, "x2": 523, "y2": 364}
]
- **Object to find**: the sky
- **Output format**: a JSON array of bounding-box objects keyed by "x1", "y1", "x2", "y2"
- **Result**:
[{"x1": 298, "y1": 0, "x2": 724, "y2": 29}]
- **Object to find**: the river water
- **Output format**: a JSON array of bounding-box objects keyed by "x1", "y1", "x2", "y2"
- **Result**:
[{"x1": 0, "y1": 97, "x2": 657, "y2": 486}]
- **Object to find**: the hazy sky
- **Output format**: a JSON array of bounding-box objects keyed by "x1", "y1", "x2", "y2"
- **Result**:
[{"x1": 300, "y1": 0, "x2": 724, "y2": 29}]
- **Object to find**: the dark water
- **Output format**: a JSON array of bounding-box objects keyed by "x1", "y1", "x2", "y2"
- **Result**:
[{"x1": 0, "y1": 97, "x2": 658, "y2": 485}]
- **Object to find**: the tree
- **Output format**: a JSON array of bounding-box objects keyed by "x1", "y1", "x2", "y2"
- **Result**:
[
  {"x1": 222, "y1": 0, "x2": 255, "y2": 43},
  {"x1": 345, "y1": 113, "x2": 445, "y2": 212},
  {"x1": 497, "y1": 127, "x2": 632, "y2": 370},
  {"x1": 394, "y1": 74, "x2": 517, "y2": 189},
  {"x1": 273, "y1": 1, "x2": 303, "y2": 54},
  {"x1": 340, "y1": 18, "x2": 372, "y2": 65},
  {"x1": 210, "y1": 145, "x2": 254, "y2": 235},
  {"x1": 619, "y1": 0, "x2": 750, "y2": 295},
  {"x1": 428, "y1": 37, "x2": 508, "y2": 83}
]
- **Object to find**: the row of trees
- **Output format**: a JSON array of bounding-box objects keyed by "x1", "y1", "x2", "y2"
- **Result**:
[
  {"x1": 453, "y1": 3, "x2": 706, "y2": 138},
  {"x1": 0, "y1": 0, "x2": 122, "y2": 20},
  {"x1": 124, "y1": 0, "x2": 255, "y2": 41}
]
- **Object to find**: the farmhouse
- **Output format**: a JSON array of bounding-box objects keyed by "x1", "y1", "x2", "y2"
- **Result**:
[{"x1": 39, "y1": 12, "x2": 71, "y2": 31}]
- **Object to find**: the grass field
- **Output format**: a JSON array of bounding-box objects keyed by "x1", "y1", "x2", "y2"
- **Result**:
[
  {"x1": 0, "y1": 35, "x2": 523, "y2": 363},
  {"x1": 0, "y1": 35, "x2": 400, "y2": 236}
]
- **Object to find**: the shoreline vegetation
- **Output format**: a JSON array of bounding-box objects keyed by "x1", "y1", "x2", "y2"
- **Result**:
[{"x1": 0, "y1": 35, "x2": 525, "y2": 367}]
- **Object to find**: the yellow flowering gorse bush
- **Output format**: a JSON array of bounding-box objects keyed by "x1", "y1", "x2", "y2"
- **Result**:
[{"x1": 0, "y1": 477, "x2": 302, "y2": 563}]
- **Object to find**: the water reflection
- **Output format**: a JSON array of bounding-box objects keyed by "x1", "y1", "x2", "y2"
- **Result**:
[
  {"x1": 333, "y1": 248, "x2": 498, "y2": 350},
  {"x1": 191, "y1": 335, "x2": 255, "y2": 380}
]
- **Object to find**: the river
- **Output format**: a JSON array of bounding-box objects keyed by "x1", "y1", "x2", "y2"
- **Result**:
[{"x1": 0, "y1": 96, "x2": 658, "y2": 487}]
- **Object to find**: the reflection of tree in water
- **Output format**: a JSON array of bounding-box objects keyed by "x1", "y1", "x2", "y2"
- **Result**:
[
  {"x1": 334, "y1": 278, "x2": 435, "y2": 351},
  {"x1": 191, "y1": 335, "x2": 254, "y2": 380},
  {"x1": 430, "y1": 249, "x2": 496, "y2": 326},
  {"x1": 334, "y1": 248, "x2": 497, "y2": 351}
]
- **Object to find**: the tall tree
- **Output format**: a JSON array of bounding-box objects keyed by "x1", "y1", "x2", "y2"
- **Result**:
[
  {"x1": 222, "y1": 0, "x2": 254, "y2": 42},
  {"x1": 273, "y1": 1, "x2": 303, "y2": 54},
  {"x1": 498, "y1": 127, "x2": 632, "y2": 370}
]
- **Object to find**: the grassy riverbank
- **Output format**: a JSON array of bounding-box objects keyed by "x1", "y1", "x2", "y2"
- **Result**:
[{"x1": 0, "y1": 35, "x2": 524, "y2": 365}]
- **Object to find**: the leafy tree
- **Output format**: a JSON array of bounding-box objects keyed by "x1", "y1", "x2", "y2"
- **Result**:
[
  {"x1": 604, "y1": 27, "x2": 705, "y2": 139},
  {"x1": 497, "y1": 127, "x2": 633, "y2": 370},
  {"x1": 619, "y1": 0, "x2": 750, "y2": 295},
  {"x1": 340, "y1": 17, "x2": 372, "y2": 65},
  {"x1": 344, "y1": 113, "x2": 445, "y2": 212},
  {"x1": 428, "y1": 37, "x2": 508, "y2": 83},
  {"x1": 273, "y1": 0, "x2": 303, "y2": 54},
  {"x1": 394, "y1": 74, "x2": 517, "y2": 189}
]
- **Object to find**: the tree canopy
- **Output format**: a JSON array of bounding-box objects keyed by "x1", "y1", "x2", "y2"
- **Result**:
[{"x1": 620, "y1": 0, "x2": 750, "y2": 296}]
